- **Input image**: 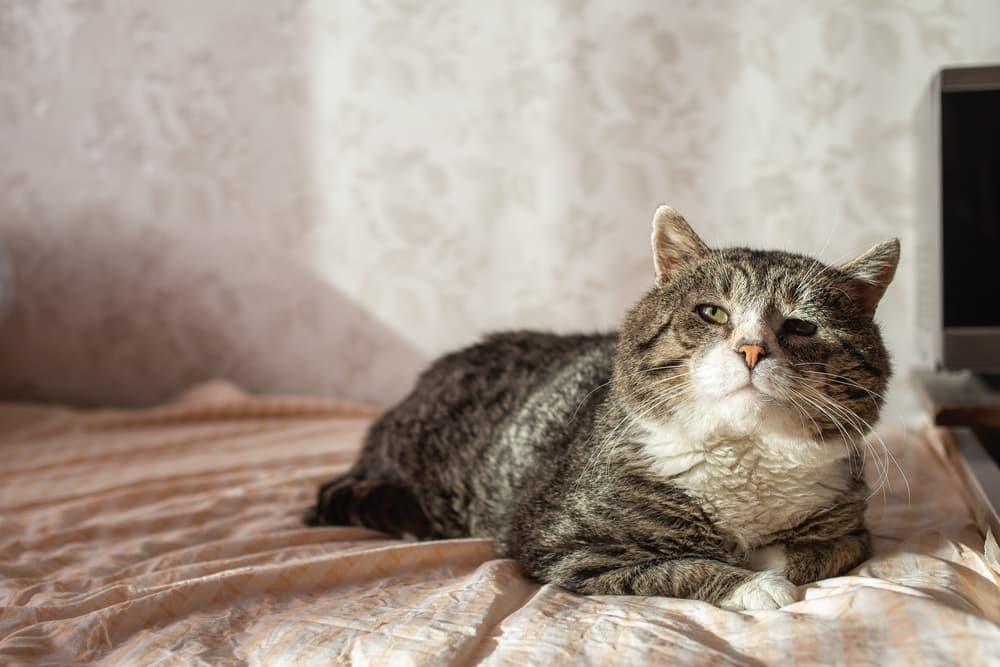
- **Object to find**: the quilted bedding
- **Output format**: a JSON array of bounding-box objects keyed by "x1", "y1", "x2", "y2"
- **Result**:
[{"x1": 1, "y1": 381, "x2": 998, "y2": 666}]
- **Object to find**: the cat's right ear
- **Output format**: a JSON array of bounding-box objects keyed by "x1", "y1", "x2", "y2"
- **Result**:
[
  {"x1": 651, "y1": 205, "x2": 710, "y2": 287},
  {"x1": 835, "y1": 238, "x2": 900, "y2": 315}
]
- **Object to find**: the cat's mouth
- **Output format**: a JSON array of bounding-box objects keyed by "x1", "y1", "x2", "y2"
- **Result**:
[
  {"x1": 725, "y1": 382, "x2": 774, "y2": 402},
  {"x1": 727, "y1": 382, "x2": 760, "y2": 395}
]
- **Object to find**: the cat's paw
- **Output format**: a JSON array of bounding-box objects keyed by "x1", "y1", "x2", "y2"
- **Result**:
[{"x1": 718, "y1": 571, "x2": 798, "y2": 611}]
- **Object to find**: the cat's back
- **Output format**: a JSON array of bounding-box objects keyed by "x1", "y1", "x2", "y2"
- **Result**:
[
  {"x1": 400, "y1": 331, "x2": 616, "y2": 447},
  {"x1": 358, "y1": 330, "x2": 616, "y2": 536},
  {"x1": 404, "y1": 330, "x2": 615, "y2": 413}
]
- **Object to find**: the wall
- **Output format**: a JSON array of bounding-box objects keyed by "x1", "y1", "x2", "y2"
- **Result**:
[{"x1": 2, "y1": 1, "x2": 999, "y2": 416}]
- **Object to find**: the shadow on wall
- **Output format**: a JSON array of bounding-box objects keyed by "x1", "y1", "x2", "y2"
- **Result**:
[
  {"x1": 0, "y1": 4, "x2": 432, "y2": 407},
  {"x1": 0, "y1": 218, "x2": 427, "y2": 408}
]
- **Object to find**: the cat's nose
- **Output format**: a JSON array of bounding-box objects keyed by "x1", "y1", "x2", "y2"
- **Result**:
[{"x1": 736, "y1": 342, "x2": 767, "y2": 370}]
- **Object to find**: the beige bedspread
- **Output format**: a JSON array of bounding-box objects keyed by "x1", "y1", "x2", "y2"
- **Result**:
[{"x1": 1, "y1": 381, "x2": 999, "y2": 666}]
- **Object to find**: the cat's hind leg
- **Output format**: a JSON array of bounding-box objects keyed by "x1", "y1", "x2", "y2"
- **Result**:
[{"x1": 304, "y1": 475, "x2": 434, "y2": 539}]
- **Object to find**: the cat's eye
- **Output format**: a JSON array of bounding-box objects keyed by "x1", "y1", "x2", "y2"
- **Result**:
[
  {"x1": 696, "y1": 304, "x2": 729, "y2": 325},
  {"x1": 782, "y1": 318, "x2": 818, "y2": 337}
]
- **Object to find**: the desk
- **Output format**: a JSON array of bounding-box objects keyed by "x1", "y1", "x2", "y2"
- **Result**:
[{"x1": 913, "y1": 370, "x2": 1000, "y2": 537}]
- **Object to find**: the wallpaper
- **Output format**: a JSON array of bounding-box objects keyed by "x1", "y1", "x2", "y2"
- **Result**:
[{"x1": 1, "y1": 1, "x2": 999, "y2": 414}]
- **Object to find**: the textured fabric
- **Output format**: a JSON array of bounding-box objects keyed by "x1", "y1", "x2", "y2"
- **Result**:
[
  {"x1": 3, "y1": 2, "x2": 1000, "y2": 412},
  {"x1": 1, "y1": 381, "x2": 998, "y2": 665}
]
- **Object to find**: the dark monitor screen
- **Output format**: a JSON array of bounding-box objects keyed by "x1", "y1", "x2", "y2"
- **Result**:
[{"x1": 942, "y1": 88, "x2": 1000, "y2": 327}]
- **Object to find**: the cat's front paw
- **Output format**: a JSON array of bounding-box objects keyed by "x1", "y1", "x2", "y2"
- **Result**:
[{"x1": 717, "y1": 571, "x2": 798, "y2": 611}]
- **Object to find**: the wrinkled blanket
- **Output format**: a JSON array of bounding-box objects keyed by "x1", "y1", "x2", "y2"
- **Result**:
[{"x1": 1, "y1": 381, "x2": 998, "y2": 666}]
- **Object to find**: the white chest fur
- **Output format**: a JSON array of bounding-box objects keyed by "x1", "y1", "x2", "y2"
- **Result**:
[{"x1": 637, "y1": 418, "x2": 852, "y2": 548}]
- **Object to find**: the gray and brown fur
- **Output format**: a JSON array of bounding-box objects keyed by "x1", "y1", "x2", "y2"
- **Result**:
[{"x1": 306, "y1": 206, "x2": 899, "y2": 608}]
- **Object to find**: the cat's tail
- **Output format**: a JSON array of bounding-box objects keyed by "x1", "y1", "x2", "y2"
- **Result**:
[{"x1": 304, "y1": 475, "x2": 433, "y2": 539}]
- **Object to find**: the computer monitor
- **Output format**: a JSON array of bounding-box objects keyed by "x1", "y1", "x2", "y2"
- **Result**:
[{"x1": 918, "y1": 65, "x2": 1000, "y2": 372}]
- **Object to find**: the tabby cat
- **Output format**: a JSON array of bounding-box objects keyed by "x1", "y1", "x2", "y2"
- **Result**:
[{"x1": 306, "y1": 205, "x2": 899, "y2": 610}]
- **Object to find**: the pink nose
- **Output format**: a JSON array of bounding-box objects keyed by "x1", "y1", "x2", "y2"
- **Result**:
[{"x1": 737, "y1": 344, "x2": 766, "y2": 370}]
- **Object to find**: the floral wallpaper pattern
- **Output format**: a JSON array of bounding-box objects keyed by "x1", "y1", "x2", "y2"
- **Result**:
[{"x1": 1, "y1": 1, "x2": 999, "y2": 411}]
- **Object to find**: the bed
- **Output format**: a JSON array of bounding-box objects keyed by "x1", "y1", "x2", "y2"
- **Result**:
[{"x1": 2, "y1": 380, "x2": 999, "y2": 666}]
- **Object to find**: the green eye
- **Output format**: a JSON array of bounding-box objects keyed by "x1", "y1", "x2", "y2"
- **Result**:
[
  {"x1": 782, "y1": 318, "x2": 818, "y2": 337},
  {"x1": 696, "y1": 304, "x2": 729, "y2": 325}
]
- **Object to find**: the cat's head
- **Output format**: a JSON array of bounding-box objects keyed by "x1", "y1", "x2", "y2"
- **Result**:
[{"x1": 614, "y1": 205, "x2": 899, "y2": 441}]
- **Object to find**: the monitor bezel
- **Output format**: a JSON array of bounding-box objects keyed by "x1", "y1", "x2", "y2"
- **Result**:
[{"x1": 937, "y1": 65, "x2": 1000, "y2": 372}]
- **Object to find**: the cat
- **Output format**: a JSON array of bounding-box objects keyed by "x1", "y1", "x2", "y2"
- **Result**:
[{"x1": 305, "y1": 205, "x2": 899, "y2": 611}]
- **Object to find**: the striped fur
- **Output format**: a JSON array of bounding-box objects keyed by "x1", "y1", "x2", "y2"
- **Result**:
[{"x1": 307, "y1": 206, "x2": 899, "y2": 610}]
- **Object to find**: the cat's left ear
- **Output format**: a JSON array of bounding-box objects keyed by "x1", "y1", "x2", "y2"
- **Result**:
[
  {"x1": 836, "y1": 238, "x2": 900, "y2": 314},
  {"x1": 651, "y1": 205, "x2": 710, "y2": 287}
]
